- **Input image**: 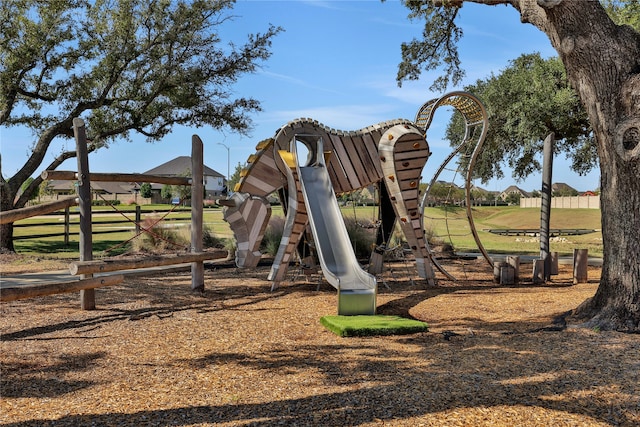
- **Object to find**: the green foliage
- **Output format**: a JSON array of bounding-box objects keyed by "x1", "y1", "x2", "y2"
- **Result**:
[
  {"x1": 139, "y1": 183, "x2": 153, "y2": 198},
  {"x1": 424, "y1": 181, "x2": 465, "y2": 205},
  {"x1": 396, "y1": 2, "x2": 463, "y2": 91},
  {"x1": 553, "y1": 187, "x2": 579, "y2": 197},
  {"x1": 132, "y1": 217, "x2": 188, "y2": 253},
  {"x1": 603, "y1": 0, "x2": 640, "y2": 30},
  {"x1": 394, "y1": 0, "x2": 638, "y2": 90},
  {"x1": 505, "y1": 192, "x2": 521, "y2": 206},
  {"x1": 344, "y1": 217, "x2": 376, "y2": 259},
  {"x1": 20, "y1": 178, "x2": 38, "y2": 201},
  {"x1": 178, "y1": 224, "x2": 227, "y2": 249},
  {"x1": 228, "y1": 162, "x2": 246, "y2": 192},
  {"x1": 0, "y1": 0, "x2": 282, "y2": 215},
  {"x1": 447, "y1": 53, "x2": 596, "y2": 184},
  {"x1": 178, "y1": 171, "x2": 193, "y2": 202},
  {"x1": 38, "y1": 180, "x2": 53, "y2": 197},
  {"x1": 161, "y1": 184, "x2": 173, "y2": 200},
  {"x1": 132, "y1": 217, "x2": 226, "y2": 253},
  {"x1": 260, "y1": 216, "x2": 285, "y2": 256}
]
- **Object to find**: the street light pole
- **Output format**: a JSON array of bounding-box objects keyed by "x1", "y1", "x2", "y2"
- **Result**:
[{"x1": 217, "y1": 142, "x2": 230, "y2": 192}]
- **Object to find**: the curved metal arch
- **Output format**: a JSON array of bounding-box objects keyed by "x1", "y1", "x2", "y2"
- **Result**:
[{"x1": 417, "y1": 91, "x2": 493, "y2": 278}]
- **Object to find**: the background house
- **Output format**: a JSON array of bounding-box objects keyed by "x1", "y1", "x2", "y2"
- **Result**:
[
  {"x1": 44, "y1": 180, "x2": 140, "y2": 204},
  {"x1": 37, "y1": 156, "x2": 225, "y2": 205},
  {"x1": 143, "y1": 156, "x2": 226, "y2": 201},
  {"x1": 551, "y1": 182, "x2": 579, "y2": 196},
  {"x1": 499, "y1": 185, "x2": 530, "y2": 203}
]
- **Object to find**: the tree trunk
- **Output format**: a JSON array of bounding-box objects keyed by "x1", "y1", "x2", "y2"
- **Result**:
[
  {"x1": 0, "y1": 128, "x2": 78, "y2": 252},
  {"x1": 0, "y1": 223, "x2": 15, "y2": 252},
  {"x1": 0, "y1": 186, "x2": 16, "y2": 252},
  {"x1": 535, "y1": 0, "x2": 640, "y2": 331}
]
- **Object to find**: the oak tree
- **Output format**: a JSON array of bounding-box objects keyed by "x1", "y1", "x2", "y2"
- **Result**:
[
  {"x1": 398, "y1": 0, "x2": 640, "y2": 331},
  {"x1": 446, "y1": 53, "x2": 595, "y2": 183},
  {"x1": 0, "y1": 0, "x2": 281, "y2": 251}
]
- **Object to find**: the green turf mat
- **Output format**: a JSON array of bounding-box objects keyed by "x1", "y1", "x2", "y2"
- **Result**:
[{"x1": 320, "y1": 315, "x2": 429, "y2": 337}]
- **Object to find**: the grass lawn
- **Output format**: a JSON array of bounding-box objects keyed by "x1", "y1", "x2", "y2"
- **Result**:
[{"x1": 11, "y1": 204, "x2": 602, "y2": 258}]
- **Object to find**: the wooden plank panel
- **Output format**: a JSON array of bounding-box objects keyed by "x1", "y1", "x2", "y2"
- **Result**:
[
  {"x1": 318, "y1": 130, "x2": 347, "y2": 193},
  {"x1": 361, "y1": 132, "x2": 384, "y2": 179},
  {"x1": 394, "y1": 150, "x2": 430, "y2": 161},
  {"x1": 396, "y1": 168, "x2": 424, "y2": 181},
  {"x1": 340, "y1": 134, "x2": 368, "y2": 188},
  {"x1": 327, "y1": 133, "x2": 356, "y2": 192},
  {"x1": 400, "y1": 189, "x2": 420, "y2": 203},
  {"x1": 350, "y1": 134, "x2": 379, "y2": 186},
  {"x1": 393, "y1": 135, "x2": 428, "y2": 153},
  {"x1": 395, "y1": 158, "x2": 427, "y2": 170}
]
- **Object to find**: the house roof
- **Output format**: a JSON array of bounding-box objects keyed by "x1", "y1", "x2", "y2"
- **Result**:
[
  {"x1": 143, "y1": 156, "x2": 224, "y2": 178},
  {"x1": 47, "y1": 180, "x2": 135, "y2": 194},
  {"x1": 501, "y1": 185, "x2": 531, "y2": 197},
  {"x1": 552, "y1": 182, "x2": 577, "y2": 193}
]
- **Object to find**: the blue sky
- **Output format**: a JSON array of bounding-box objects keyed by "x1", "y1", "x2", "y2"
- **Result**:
[{"x1": 1, "y1": 0, "x2": 601, "y2": 193}]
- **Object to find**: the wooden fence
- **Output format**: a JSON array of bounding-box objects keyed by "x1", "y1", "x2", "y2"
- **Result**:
[
  {"x1": 1, "y1": 118, "x2": 227, "y2": 308},
  {"x1": 11, "y1": 206, "x2": 194, "y2": 243}
]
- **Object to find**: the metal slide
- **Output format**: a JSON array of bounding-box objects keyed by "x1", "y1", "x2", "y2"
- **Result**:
[{"x1": 297, "y1": 160, "x2": 377, "y2": 315}]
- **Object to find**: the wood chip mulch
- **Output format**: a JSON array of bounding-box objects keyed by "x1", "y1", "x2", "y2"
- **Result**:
[{"x1": 1, "y1": 257, "x2": 639, "y2": 426}]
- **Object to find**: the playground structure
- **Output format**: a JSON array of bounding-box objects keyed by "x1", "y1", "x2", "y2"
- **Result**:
[
  {"x1": 222, "y1": 91, "x2": 491, "y2": 314},
  {"x1": 1, "y1": 118, "x2": 227, "y2": 307}
]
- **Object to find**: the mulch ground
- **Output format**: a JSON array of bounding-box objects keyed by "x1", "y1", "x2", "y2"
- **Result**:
[{"x1": 1, "y1": 255, "x2": 639, "y2": 426}]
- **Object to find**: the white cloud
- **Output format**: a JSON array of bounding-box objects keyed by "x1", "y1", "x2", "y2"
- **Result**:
[
  {"x1": 259, "y1": 103, "x2": 401, "y2": 130},
  {"x1": 257, "y1": 70, "x2": 343, "y2": 95}
]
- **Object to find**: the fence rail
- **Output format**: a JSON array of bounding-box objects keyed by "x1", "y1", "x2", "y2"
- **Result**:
[{"x1": 12, "y1": 206, "x2": 205, "y2": 241}]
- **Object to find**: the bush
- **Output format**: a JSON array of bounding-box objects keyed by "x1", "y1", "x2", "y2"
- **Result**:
[
  {"x1": 261, "y1": 216, "x2": 285, "y2": 256},
  {"x1": 139, "y1": 183, "x2": 153, "y2": 198},
  {"x1": 258, "y1": 215, "x2": 376, "y2": 260},
  {"x1": 343, "y1": 217, "x2": 376, "y2": 260},
  {"x1": 178, "y1": 225, "x2": 227, "y2": 249},
  {"x1": 132, "y1": 217, "x2": 188, "y2": 253}
]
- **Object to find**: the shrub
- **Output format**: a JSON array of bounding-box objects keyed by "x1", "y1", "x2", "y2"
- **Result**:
[
  {"x1": 139, "y1": 183, "x2": 153, "y2": 198},
  {"x1": 177, "y1": 224, "x2": 226, "y2": 249},
  {"x1": 344, "y1": 217, "x2": 376, "y2": 260},
  {"x1": 132, "y1": 217, "x2": 188, "y2": 253},
  {"x1": 261, "y1": 216, "x2": 285, "y2": 256},
  {"x1": 258, "y1": 215, "x2": 376, "y2": 260}
]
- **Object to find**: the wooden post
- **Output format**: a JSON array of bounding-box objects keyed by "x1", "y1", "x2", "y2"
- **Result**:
[
  {"x1": 74, "y1": 118, "x2": 95, "y2": 310},
  {"x1": 368, "y1": 251, "x2": 384, "y2": 275},
  {"x1": 506, "y1": 255, "x2": 520, "y2": 283},
  {"x1": 493, "y1": 261, "x2": 507, "y2": 283},
  {"x1": 532, "y1": 259, "x2": 545, "y2": 284},
  {"x1": 64, "y1": 206, "x2": 70, "y2": 246},
  {"x1": 573, "y1": 248, "x2": 589, "y2": 284},
  {"x1": 191, "y1": 135, "x2": 204, "y2": 292},
  {"x1": 540, "y1": 133, "x2": 554, "y2": 282},
  {"x1": 550, "y1": 251, "x2": 559, "y2": 275},
  {"x1": 135, "y1": 205, "x2": 141, "y2": 235},
  {"x1": 499, "y1": 265, "x2": 515, "y2": 285}
]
